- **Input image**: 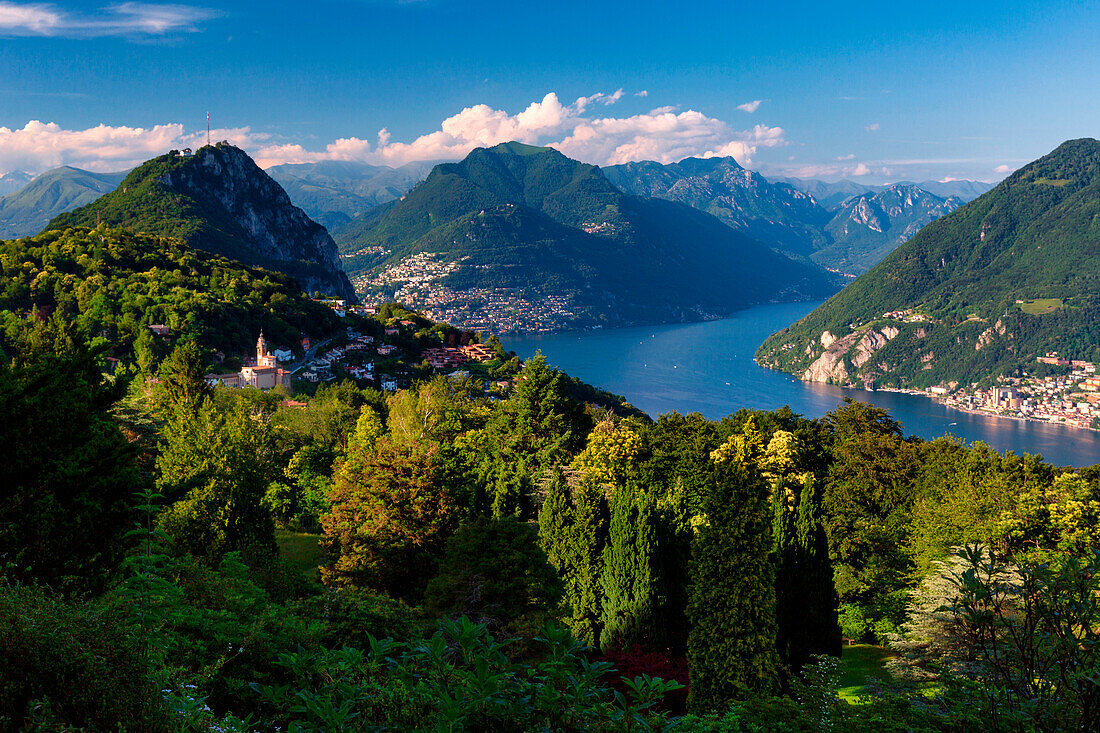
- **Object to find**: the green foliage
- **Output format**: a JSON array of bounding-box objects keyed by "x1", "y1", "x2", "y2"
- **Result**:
[
  {"x1": 687, "y1": 420, "x2": 780, "y2": 711},
  {"x1": 600, "y1": 486, "x2": 659, "y2": 651},
  {"x1": 0, "y1": 321, "x2": 136, "y2": 590},
  {"x1": 424, "y1": 516, "x2": 562, "y2": 637},
  {"x1": 0, "y1": 225, "x2": 344, "y2": 365},
  {"x1": 156, "y1": 392, "x2": 278, "y2": 563},
  {"x1": 0, "y1": 584, "x2": 167, "y2": 731}
]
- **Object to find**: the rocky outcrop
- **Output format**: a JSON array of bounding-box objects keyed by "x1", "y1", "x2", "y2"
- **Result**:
[
  {"x1": 802, "y1": 325, "x2": 902, "y2": 383},
  {"x1": 161, "y1": 145, "x2": 356, "y2": 301}
]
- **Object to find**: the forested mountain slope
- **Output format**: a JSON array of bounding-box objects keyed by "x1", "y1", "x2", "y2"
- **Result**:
[{"x1": 757, "y1": 138, "x2": 1100, "y2": 388}]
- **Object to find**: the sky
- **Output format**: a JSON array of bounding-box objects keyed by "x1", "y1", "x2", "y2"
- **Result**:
[{"x1": 1, "y1": 0, "x2": 1098, "y2": 183}]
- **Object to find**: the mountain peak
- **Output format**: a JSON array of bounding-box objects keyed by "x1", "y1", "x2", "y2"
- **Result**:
[{"x1": 48, "y1": 143, "x2": 356, "y2": 301}]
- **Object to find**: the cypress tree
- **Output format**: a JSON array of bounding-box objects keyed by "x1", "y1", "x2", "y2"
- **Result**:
[
  {"x1": 773, "y1": 473, "x2": 842, "y2": 682},
  {"x1": 537, "y1": 470, "x2": 608, "y2": 647},
  {"x1": 687, "y1": 419, "x2": 779, "y2": 712},
  {"x1": 599, "y1": 485, "x2": 657, "y2": 651}
]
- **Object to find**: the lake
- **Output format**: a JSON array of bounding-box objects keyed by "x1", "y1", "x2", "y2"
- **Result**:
[{"x1": 503, "y1": 301, "x2": 1100, "y2": 468}]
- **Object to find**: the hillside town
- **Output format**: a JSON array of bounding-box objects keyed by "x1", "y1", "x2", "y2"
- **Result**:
[
  {"x1": 926, "y1": 355, "x2": 1100, "y2": 430},
  {"x1": 199, "y1": 300, "x2": 508, "y2": 396},
  {"x1": 349, "y1": 251, "x2": 579, "y2": 333}
]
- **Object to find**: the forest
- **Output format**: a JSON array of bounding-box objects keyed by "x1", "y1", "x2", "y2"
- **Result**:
[{"x1": 2, "y1": 310, "x2": 1098, "y2": 732}]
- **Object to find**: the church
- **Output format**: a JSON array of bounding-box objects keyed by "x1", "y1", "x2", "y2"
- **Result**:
[{"x1": 207, "y1": 332, "x2": 290, "y2": 390}]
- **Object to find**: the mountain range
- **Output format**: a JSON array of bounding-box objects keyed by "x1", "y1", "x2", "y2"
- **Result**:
[
  {"x1": 0, "y1": 166, "x2": 128, "y2": 239},
  {"x1": 0, "y1": 171, "x2": 34, "y2": 196},
  {"x1": 605, "y1": 157, "x2": 978, "y2": 274},
  {"x1": 49, "y1": 144, "x2": 356, "y2": 301},
  {"x1": 774, "y1": 177, "x2": 993, "y2": 210},
  {"x1": 756, "y1": 138, "x2": 1100, "y2": 389},
  {"x1": 266, "y1": 159, "x2": 434, "y2": 232},
  {"x1": 335, "y1": 142, "x2": 842, "y2": 331}
]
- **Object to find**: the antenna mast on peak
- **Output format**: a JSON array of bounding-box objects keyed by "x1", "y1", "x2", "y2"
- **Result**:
[{"x1": 206, "y1": 112, "x2": 210, "y2": 147}]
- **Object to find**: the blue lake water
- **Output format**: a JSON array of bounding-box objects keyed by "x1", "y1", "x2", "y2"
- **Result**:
[{"x1": 503, "y1": 301, "x2": 1100, "y2": 468}]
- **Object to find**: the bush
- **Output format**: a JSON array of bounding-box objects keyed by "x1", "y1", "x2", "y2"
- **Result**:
[{"x1": 0, "y1": 584, "x2": 167, "y2": 731}]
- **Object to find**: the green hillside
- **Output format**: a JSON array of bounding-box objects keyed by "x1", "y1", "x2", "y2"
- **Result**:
[
  {"x1": 0, "y1": 166, "x2": 126, "y2": 238},
  {"x1": 756, "y1": 138, "x2": 1100, "y2": 388},
  {"x1": 49, "y1": 144, "x2": 356, "y2": 301},
  {"x1": 0, "y1": 225, "x2": 344, "y2": 365},
  {"x1": 337, "y1": 142, "x2": 841, "y2": 329}
]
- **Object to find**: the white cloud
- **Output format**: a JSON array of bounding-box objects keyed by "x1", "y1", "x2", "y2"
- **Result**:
[
  {"x1": 852, "y1": 163, "x2": 871, "y2": 176},
  {"x1": 736, "y1": 100, "x2": 763, "y2": 113},
  {"x1": 634, "y1": 90, "x2": 648, "y2": 98},
  {"x1": 993, "y1": 164, "x2": 1013, "y2": 174},
  {"x1": 865, "y1": 122, "x2": 880, "y2": 132},
  {"x1": 0, "y1": 120, "x2": 265, "y2": 172},
  {"x1": 0, "y1": 2, "x2": 217, "y2": 38},
  {"x1": 836, "y1": 153, "x2": 855, "y2": 160},
  {"x1": 255, "y1": 92, "x2": 786, "y2": 168},
  {"x1": 1, "y1": 91, "x2": 789, "y2": 174}
]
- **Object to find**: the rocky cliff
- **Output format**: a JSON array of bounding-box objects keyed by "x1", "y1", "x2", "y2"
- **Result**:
[{"x1": 49, "y1": 144, "x2": 356, "y2": 302}]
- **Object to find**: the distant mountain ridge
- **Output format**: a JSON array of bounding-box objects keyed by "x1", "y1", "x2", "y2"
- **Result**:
[
  {"x1": 49, "y1": 144, "x2": 356, "y2": 301},
  {"x1": 0, "y1": 171, "x2": 34, "y2": 196},
  {"x1": 756, "y1": 138, "x2": 1100, "y2": 389},
  {"x1": 266, "y1": 159, "x2": 432, "y2": 232},
  {"x1": 0, "y1": 166, "x2": 127, "y2": 238},
  {"x1": 602, "y1": 157, "x2": 830, "y2": 260},
  {"x1": 336, "y1": 142, "x2": 841, "y2": 331},
  {"x1": 605, "y1": 158, "x2": 977, "y2": 274}
]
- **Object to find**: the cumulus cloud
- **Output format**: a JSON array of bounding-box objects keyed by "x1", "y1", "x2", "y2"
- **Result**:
[
  {"x1": 736, "y1": 100, "x2": 763, "y2": 113},
  {"x1": 993, "y1": 164, "x2": 1013, "y2": 174},
  {"x1": 256, "y1": 92, "x2": 785, "y2": 168},
  {"x1": 852, "y1": 163, "x2": 871, "y2": 176},
  {"x1": 0, "y1": 120, "x2": 265, "y2": 172},
  {"x1": 2, "y1": 91, "x2": 789, "y2": 174},
  {"x1": 865, "y1": 122, "x2": 880, "y2": 131},
  {"x1": 0, "y1": 2, "x2": 217, "y2": 37}
]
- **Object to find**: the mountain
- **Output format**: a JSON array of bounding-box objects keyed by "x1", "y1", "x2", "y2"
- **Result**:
[
  {"x1": 0, "y1": 171, "x2": 34, "y2": 196},
  {"x1": 769, "y1": 178, "x2": 880, "y2": 210},
  {"x1": 602, "y1": 157, "x2": 830, "y2": 260},
  {"x1": 336, "y1": 142, "x2": 841, "y2": 332},
  {"x1": 814, "y1": 185, "x2": 963, "y2": 275},
  {"x1": 772, "y1": 177, "x2": 992, "y2": 210},
  {"x1": 0, "y1": 166, "x2": 127, "y2": 238},
  {"x1": 756, "y1": 138, "x2": 1100, "y2": 389},
  {"x1": 910, "y1": 179, "x2": 995, "y2": 201},
  {"x1": 266, "y1": 160, "x2": 431, "y2": 232},
  {"x1": 49, "y1": 144, "x2": 356, "y2": 301},
  {"x1": 604, "y1": 160, "x2": 965, "y2": 275}
]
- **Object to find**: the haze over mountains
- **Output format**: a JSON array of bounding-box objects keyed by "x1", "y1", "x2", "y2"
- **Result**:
[
  {"x1": 757, "y1": 138, "x2": 1100, "y2": 389},
  {"x1": 266, "y1": 160, "x2": 435, "y2": 232},
  {"x1": 49, "y1": 144, "x2": 356, "y2": 302},
  {"x1": 0, "y1": 167, "x2": 128, "y2": 239}
]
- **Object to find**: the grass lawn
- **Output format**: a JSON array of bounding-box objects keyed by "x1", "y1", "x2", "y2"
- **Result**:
[
  {"x1": 1019, "y1": 298, "x2": 1063, "y2": 315},
  {"x1": 275, "y1": 529, "x2": 325, "y2": 580},
  {"x1": 838, "y1": 644, "x2": 897, "y2": 703}
]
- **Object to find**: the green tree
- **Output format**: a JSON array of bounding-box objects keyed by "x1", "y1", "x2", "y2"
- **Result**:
[
  {"x1": 425, "y1": 516, "x2": 562, "y2": 637},
  {"x1": 321, "y1": 437, "x2": 457, "y2": 600},
  {"x1": 0, "y1": 323, "x2": 136, "y2": 590},
  {"x1": 155, "y1": 339, "x2": 210, "y2": 413},
  {"x1": 688, "y1": 419, "x2": 779, "y2": 712},
  {"x1": 599, "y1": 485, "x2": 658, "y2": 651},
  {"x1": 156, "y1": 393, "x2": 277, "y2": 563}
]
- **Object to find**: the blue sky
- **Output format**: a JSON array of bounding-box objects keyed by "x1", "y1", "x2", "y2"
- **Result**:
[{"x1": 1, "y1": 0, "x2": 1097, "y2": 182}]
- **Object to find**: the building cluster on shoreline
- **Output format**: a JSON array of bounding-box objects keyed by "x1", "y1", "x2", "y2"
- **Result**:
[
  {"x1": 352, "y1": 252, "x2": 577, "y2": 333},
  {"x1": 927, "y1": 355, "x2": 1100, "y2": 430}
]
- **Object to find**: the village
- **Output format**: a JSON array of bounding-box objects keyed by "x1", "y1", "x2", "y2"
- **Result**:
[
  {"x1": 926, "y1": 354, "x2": 1100, "y2": 431},
  {"x1": 198, "y1": 298, "x2": 512, "y2": 397}
]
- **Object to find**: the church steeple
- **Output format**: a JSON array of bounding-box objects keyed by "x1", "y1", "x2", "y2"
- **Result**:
[{"x1": 257, "y1": 331, "x2": 269, "y2": 363}]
